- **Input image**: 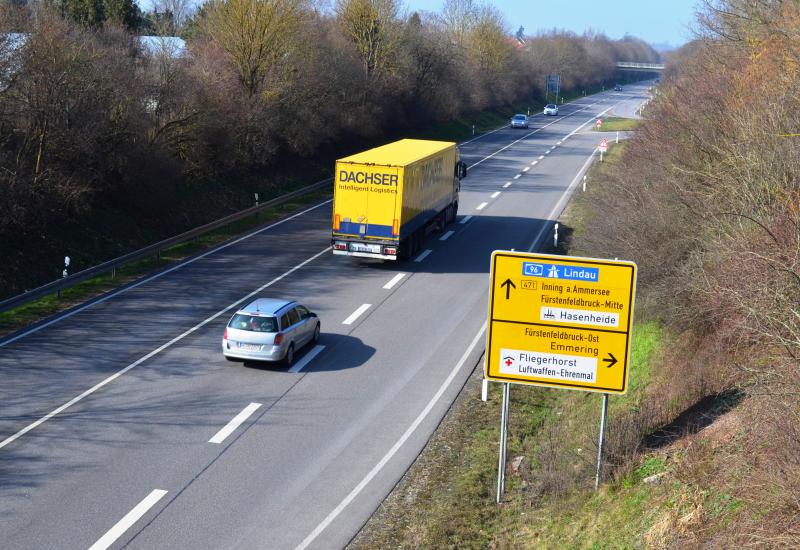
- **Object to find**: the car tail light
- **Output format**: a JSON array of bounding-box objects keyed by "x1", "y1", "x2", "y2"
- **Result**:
[
  {"x1": 333, "y1": 242, "x2": 347, "y2": 251},
  {"x1": 333, "y1": 214, "x2": 341, "y2": 231},
  {"x1": 274, "y1": 332, "x2": 284, "y2": 345},
  {"x1": 392, "y1": 219, "x2": 400, "y2": 236},
  {"x1": 223, "y1": 328, "x2": 228, "y2": 340},
  {"x1": 384, "y1": 247, "x2": 396, "y2": 255}
]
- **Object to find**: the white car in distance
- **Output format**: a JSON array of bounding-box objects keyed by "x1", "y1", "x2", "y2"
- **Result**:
[{"x1": 543, "y1": 104, "x2": 559, "y2": 116}]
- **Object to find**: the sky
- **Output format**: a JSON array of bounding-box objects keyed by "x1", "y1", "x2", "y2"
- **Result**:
[{"x1": 402, "y1": 0, "x2": 699, "y2": 48}]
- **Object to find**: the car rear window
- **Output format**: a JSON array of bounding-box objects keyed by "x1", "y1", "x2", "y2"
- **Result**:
[
  {"x1": 229, "y1": 314, "x2": 278, "y2": 333},
  {"x1": 513, "y1": 115, "x2": 526, "y2": 120},
  {"x1": 546, "y1": 104, "x2": 556, "y2": 108}
]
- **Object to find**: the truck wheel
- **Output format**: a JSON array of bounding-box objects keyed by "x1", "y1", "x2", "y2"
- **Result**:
[
  {"x1": 451, "y1": 202, "x2": 458, "y2": 223},
  {"x1": 412, "y1": 231, "x2": 422, "y2": 255}
]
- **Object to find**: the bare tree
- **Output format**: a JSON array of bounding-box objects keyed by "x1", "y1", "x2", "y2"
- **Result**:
[
  {"x1": 202, "y1": 0, "x2": 307, "y2": 97},
  {"x1": 334, "y1": 0, "x2": 403, "y2": 80}
]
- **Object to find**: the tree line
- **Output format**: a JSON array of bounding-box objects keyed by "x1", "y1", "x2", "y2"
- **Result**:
[
  {"x1": 0, "y1": 0, "x2": 658, "y2": 298},
  {"x1": 571, "y1": 0, "x2": 800, "y2": 543}
]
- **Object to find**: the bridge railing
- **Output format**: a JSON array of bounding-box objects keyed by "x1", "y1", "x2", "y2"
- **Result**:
[{"x1": 615, "y1": 62, "x2": 665, "y2": 70}]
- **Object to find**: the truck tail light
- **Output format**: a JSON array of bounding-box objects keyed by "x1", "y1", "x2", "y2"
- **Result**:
[
  {"x1": 274, "y1": 333, "x2": 284, "y2": 345},
  {"x1": 384, "y1": 247, "x2": 397, "y2": 256},
  {"x1": 333, "y1": 242, "x2": 347, "y2": 251},
  {"x1": 333, "y1": 214, "x2": 341, "y2": 231},
  {"x1": 392, "y1": 219, "x2": 400, "y2": 235}
]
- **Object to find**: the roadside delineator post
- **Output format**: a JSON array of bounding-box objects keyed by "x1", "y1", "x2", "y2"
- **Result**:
[
  {"x1": 472, "y1": 125, "x2": 475, "y2": 136},
  {"x1": 482, "y1": 378, "x2": 488, "y2": 402},
  {"x1": 58, "y1": 256, "x2": 70, "y2": 298},
  {"x1": 553, "y1": 223, "x2": 559, "y2": 249},
  {"x1": 583, "y1": 175, "x2": 587, "y2": 192}
]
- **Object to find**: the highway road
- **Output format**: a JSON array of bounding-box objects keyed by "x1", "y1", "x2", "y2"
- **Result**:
[{"x1": 0, "y1": 84, "x2": 651, "y2": 549}]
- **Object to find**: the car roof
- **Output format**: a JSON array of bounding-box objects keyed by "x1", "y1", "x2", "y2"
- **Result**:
[
  {"x1": 513, "y1": 113, "x2": 527, "y2": 117},
  {"x1": 237, "y1": 298, "x2": 296, "y2": 316},
  {"x1": 546, "y1": 104, "x2": 556, "y2": 107}
]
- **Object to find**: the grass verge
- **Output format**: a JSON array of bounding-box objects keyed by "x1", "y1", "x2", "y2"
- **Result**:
[{"x1": 595, "y1": 116, "x2": 641, "y2": 132}]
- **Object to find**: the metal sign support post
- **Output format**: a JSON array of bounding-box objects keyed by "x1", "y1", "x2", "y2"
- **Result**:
[
  {"x1": 496, "y1": 382, "x2": 510, "y2": 503},
  {"x1": 594, "y1": 393, "x2": 609, "y2": 491}
]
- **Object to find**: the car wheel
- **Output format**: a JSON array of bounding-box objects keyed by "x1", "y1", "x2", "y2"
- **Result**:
[
  {"x1": 313, "y1": 324, "x2": 320, "y2": 344},
  {"x1": 285, "y1": 344, "x2": 295, "y2": 367}
]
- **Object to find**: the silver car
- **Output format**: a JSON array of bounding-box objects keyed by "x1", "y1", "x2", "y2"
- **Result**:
[
  {"x1": 510, "y1": 114, "x2": 529, "y2": 128},
  {"x1": 222, "y1": 298, "x2": 320, "y2": 365},
  {"x1": 543, "y1": 104, "x2": 558, "y2": 116}
]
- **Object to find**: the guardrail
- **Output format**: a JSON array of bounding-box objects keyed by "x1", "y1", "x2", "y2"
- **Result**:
[{"x1": 0, "y1": 177, "x2": 333, "y2": 315}]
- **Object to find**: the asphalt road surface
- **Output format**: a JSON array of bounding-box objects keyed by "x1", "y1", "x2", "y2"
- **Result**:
[{"x1": 0, "y1": 84, "x2": 652, "y2": 550}]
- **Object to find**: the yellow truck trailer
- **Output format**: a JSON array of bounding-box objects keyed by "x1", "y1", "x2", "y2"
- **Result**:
[{"x1": 331, "y1": 139, "x2": 467, "y2": 260}]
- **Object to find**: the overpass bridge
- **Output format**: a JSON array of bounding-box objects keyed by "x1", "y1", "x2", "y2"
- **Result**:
[{"x1": 616, "y1": 61, "x2": 664, "y2": 72}]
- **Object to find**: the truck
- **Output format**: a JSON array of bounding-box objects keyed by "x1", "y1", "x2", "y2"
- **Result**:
[{"x1": 331, "y1": 139, "x2": 467, "y2": 260}]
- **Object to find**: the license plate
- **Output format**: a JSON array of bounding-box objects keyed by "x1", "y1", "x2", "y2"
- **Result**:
[
  {"x1": 238, "y1": 343, "x2": 261, "y2": 351},
  {"x1": 350, "y1": 243, "x2": 381, "y2": 254}
]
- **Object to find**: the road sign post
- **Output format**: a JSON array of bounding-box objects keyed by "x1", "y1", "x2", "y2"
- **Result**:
[
  {"x1": 595, "y1": 392, "x2": 609, "y2": 491},
  {"x1": 598, "y1": 139, "x2": 608, "y2": 162},
  {"x1": 486, "y1": 251, "x2": 637, "y2": 497},
  {"x1": 496, "y1": 383, "x2": 510, "y2": 503}
]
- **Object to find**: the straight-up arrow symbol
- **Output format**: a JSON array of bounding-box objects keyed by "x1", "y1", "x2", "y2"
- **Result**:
[{"x1": 500, "y1": 278, "x2": 516, "y2": 300}]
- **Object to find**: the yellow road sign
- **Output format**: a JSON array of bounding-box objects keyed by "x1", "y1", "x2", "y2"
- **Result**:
[{"x1": 486, "y1": 251, "x2": 637, "y2": 394}]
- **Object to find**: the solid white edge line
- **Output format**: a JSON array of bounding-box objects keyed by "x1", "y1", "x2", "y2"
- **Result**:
[
  {"x1": 490, "y1": 192, "x2": 500, "y2": 199},
  {"x1": 439, "y1": 230, "x2": 455, "y2": 241},
  {"x1": 459, "y1": 215, "x2": 473, "y2": 225},
  {"x1": 0, "y1": 246, "x2": 332, "y2": 451},
  {"x1": 476, "y1": 202, "x2": 488, "y2": 211},
  {"x1": 503, "y1": 182, "x2": 511, "y2": 188},
  {"x1": 382, "y1": 273, "x2": 406, "y2": 290},
  {"x1": 342, "y1": 304, "x2": 372, "y2": 325},
  {"x1": 208, "y1": 402, "x2": 262, "y2": 444},
  {"x1": 288, "y1": 345, "x2": 326, "y2": 374},
  {"x1": 528, "y1": 149, "x2": 598, "y2": 253},
  {"x1": 0, "y1": 199, "x2": 334, "y2": 349},
  {"x1": 88, "y1": 489, "x2": 168, "y2": 550},
  {"x1": 294, "y1": 322, "x2": 488, "y2": 550},
  {"x1": 414, "y1": 249, "x2": 433, "y2": 263}
]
